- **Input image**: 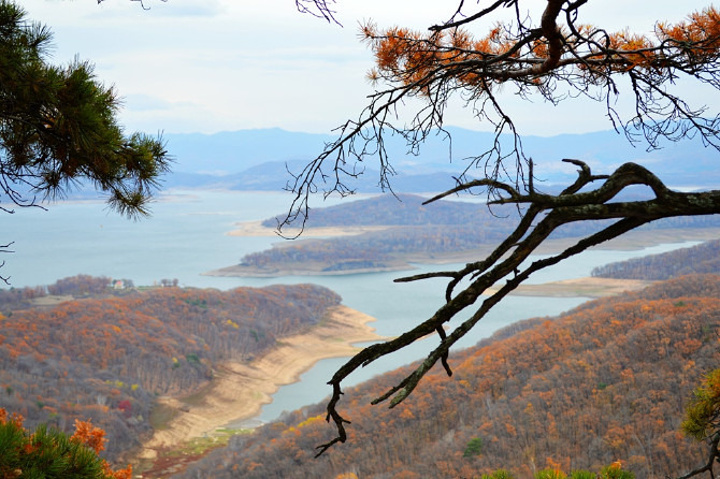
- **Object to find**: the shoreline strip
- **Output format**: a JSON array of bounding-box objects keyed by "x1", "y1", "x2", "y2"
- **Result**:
[{"x1": 136, "y1": 305, "x2": 382, "y2": 462}]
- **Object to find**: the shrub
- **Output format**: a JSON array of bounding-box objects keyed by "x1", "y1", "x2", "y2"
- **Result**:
[{"x1": 0, "y1": 408, "x2": 131, "y2": 479}]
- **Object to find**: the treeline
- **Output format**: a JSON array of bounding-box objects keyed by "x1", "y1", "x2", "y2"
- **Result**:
[
  {"x1": 241, "y1": 194, "x2": 720, "y2": 275},
  {"x1": 240, "y1": 225, "x2": 512, "y2": 272},
  {"x1": 262, "y1": 193, "x2": 720, "y2": 235},
  {"x1": 178, "y1": 274, "x2": 720, "y2": 478},
  {"x1": 240, "y1": 222, "x2": 634, "y2": 273},
  {"x1": 239, "y1": 220, "x2": 720, "y2": 275},
  {"x1": 0, "y1": 278, "x2": 340, "y2": 461},
  {"x1": 0, "y1": 274, "x2": 134, "y2": 311},
  {"x1": 592, "y1": 239, "x2": 720, "y2": 280},
  {"x1": 263, "y1": 193, "x2": 503, "y2": 228},
  {"x1": 265, "y1": 193, "x2": 720, "y2": 230}
]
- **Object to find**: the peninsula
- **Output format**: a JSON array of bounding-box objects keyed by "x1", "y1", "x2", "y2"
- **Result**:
[{"x1": 207, "y1": 194, "x2": 720, "y2": 284}]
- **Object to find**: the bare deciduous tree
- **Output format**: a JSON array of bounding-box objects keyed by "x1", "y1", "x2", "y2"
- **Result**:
[{"x1": 287, "y1": 0, "x2": 720, "y2": 455}]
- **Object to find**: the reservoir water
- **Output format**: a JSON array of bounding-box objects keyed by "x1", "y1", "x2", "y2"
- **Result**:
[{"x1": 2, "y1": 190, "x2": 702, "y2": 423}]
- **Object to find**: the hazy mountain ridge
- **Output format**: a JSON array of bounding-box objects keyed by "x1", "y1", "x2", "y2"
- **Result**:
[
  {"x1": 177, "y1": 274, "x2": 720, "y2": 478},
  {"x1": 163, "y1": 127, "x2": 720, "y2": 192}
]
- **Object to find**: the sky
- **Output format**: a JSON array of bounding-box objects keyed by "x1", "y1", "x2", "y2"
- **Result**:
[{"x1": 20, "y1": 0, "x2": 720, "y2": 137}]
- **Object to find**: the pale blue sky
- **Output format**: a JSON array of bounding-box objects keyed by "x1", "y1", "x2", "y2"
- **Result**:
[{"x1": 23, "y1": 0, "x2": 719, "y2": 136}]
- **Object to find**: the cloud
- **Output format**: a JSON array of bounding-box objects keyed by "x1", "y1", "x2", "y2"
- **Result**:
[
  {"x1": 20, "y1": 0, "x2": 720, "y2": 137},
  {"x1": 121, "y1": 93, "x2": 194, "y2": 112},
  {"x1": 128, "y1": 0, "x2": 226, "y2": 18}
]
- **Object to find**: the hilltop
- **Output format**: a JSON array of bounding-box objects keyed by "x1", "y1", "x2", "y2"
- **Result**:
[
  {"x1": 592, "y1": 239, "x2": 720, "y2": 280},
  {"x1": 0, "y1": 276, "x2": 364, "y2": 464}
]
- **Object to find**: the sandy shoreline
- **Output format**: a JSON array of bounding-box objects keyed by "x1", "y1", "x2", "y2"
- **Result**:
[
  {"x1": 136, "y1": 305, "x2": 382, "y2": 466},
  {"x1": 136, "y1": 223, "x2": 718, "y2": 474},
  {"x1": 228, "y1": 222, "x2": 720, "y2": 247},
  {"x1": 227, "y1": 220, "x2": 390, "y2": 238},
  {"x1": 486, "y1": 277, "x2": 655, "y2": 298}
]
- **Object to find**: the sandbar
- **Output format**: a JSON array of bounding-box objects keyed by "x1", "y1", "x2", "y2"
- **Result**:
[
  {"x1": 486, "y1": 277, "x2": 654, "y2": 298},
  {"x1": 135, "y1": 305, "x2": 382, "y2": 464},
  {"x1": 227, "y1": 220, "x2": 390, "y2": 238}
]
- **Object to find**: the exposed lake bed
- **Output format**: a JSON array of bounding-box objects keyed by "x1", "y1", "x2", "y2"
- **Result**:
[{"x1": 134, "y1": 305, "x2": 380, "y2": 476}]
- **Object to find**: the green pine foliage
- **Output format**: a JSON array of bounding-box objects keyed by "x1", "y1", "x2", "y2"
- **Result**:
[
  {"x1": 481, "y1": 470, "x2": 514, "y2": 479},
  {"x1": 569, "y1": 470, "x2": 596, "y2": 479},
  {"x1": 599, "y1": 464, "x2": 635, "y2": 479},
  {"x1": 7, "y1": 425, "x2": 101, "y2": 478},
  {"x1": 463, "y1": 437, "x2": 484, "y2": 458},
  {"x1": 535, "y1": 469, "x2": 567, "y2": 479},
  {"x1": 477, "y1": 467, "x2": 632, "y2": 479},
  {"x1": 0, "y1": 414, "x2": 127, "y2": 479},
  {"x1": 682, "y1": 369, "x2": 720, "y2": 441},
  {"x1": 0, "y1": 0, "x2": 170, "y2": 217},
  {"x1": 675, "y1": 369, "x2": 720, "y2": 478}
]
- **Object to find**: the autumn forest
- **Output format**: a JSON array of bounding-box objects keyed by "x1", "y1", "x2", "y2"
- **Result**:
[
  {"x1": 0, "y1": 277, "x2": 340, "y2": 460},
  {"x1": 4, "y1": 0, "x2": 720, "y2": 477},
  {"x1": 2, "y1": 240, "x2": 719, "y2": 478},
  {"x1": 222, "y1": 194, "x2": 720, "y2": 277},
  {"x1": 177, "y1": 273, "x2": 720, "y2": 478}
]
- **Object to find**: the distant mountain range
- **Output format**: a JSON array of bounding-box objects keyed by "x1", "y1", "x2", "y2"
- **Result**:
[{"x1": 161, "y1": 126, "x2": 720, "y2": 193}]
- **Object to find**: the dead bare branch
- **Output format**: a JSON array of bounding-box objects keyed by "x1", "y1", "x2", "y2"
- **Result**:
[
  {"x1": 287, "y1": 0, "x2": 720, "y2": 456},
  {"x1": 316, "y1": 159, "x2": 720, "y2": 455},
  {"x1": 677, "y1": 433, "x2": 720, "y2": 479}
]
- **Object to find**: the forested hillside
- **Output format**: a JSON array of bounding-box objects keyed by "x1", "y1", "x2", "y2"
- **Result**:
[
  {"x1": 592, "y1": 239, "x2": 720, "y2": 280},
  {"x1": 218, "y1": 194, "x2": 720, "y2": 276},
  {"x1": 265, "y1": 193, "x2": 720, "y2": 230},
  {"x1": 178, "y1": 274, "x2": 720, "y2": 478},
  {"x1": 0, "y1": 274, "x2": 116, "y2": 310},
  {"x1": 0, "y1": 277, "x2": 340, "y2": 461},
  {"x1": 263, "y1": 193, "x2": 499, "y2": 228}
]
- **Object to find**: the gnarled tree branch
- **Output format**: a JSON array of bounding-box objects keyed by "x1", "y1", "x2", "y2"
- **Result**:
[
  {"x1": 316, "y1": 160, "x2": 720, "y2": 455},
  {"x1": 284, "y1": 1, "x2": 720, "y2": 235},
  {"x1": 291, "y1": 0, "x2": 720, "y2": 458},
  {"x1": 678, "y1": 432, "x2": 720, "y2": 479}
]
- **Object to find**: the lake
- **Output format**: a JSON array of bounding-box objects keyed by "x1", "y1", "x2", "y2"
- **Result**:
[{"x1": 1, "y1": 190, "x2": 701, "y2": 423}]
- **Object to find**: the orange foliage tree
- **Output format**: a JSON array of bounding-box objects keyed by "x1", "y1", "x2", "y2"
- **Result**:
[
  {"x1": 0, "y1": 281, "x2": 340, "y2": 460},
  {"x1": 0, "y1": 408, "x2": 131, "y2": 479},
  {"x1": 287, "y1": 1, "x2": 720, "y2": 455}
]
